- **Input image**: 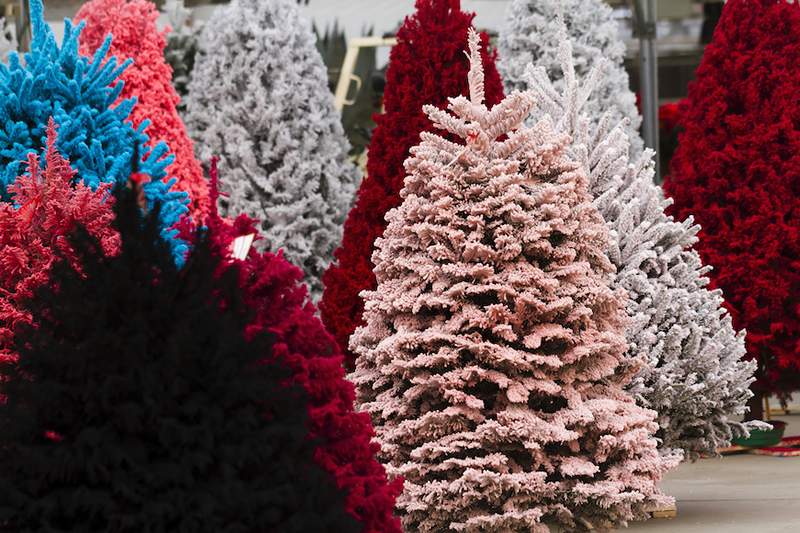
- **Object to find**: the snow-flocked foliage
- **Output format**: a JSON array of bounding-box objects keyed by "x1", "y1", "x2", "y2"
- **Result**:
[
  {"x1": 184, "y1": 0, "x2": 360, "y2": 300},
  {"x1": 524, "y1": 29, "x2": 760, "y2": 459},
  {"x1": 498, "y1": 0, "x2": 644, "y2": 156},
  {"x1": 351, "y1": 30, "x2": 676, "y2": 532},
  {"x1": 320, "y1": 0, "x2": 505, "y2": 367}
]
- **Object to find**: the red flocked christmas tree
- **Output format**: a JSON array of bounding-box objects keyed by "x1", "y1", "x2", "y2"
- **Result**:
[
  {"x1": 320, "y1": 0, "x2": 504, "y2": 368},
  {"x1": 75, "y1": 0, "x2": 210, "y2": 220},
  {"x1": 0, "y1": 119, "x2": 120, "y2": 364},
  {"x1": 665, "y1": 0, "x2": 800, "y2": 406},
  {"x1": 198, "y1": 162, "x2": 402, "y2": 533}
]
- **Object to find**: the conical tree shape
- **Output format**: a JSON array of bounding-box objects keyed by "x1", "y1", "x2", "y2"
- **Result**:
[
  {"x1": 199, "y1": 162, "x2": 402, "y2": 533},
  {"x1": 0, "y1": 0, "x2": 187, "y2": 263},
  {"x1": 184, "y1": 0, "x2": 360, "y2": 300},
  {"x1": 665, "y1": 0, "x2": 800, "y2": 397},
  {"x1": 0, "y1": 120, "x2": 120, "y2": 365},
  {"x1": 75, "y1": 0, "x2": 211, "y2": 221},
  {"x1": 0, "y1": 187, "x2": 359, "y2": 532},
  {"x1": 525, "y1": 31, "x2": 759, "y2": 459},
  {"x1": 351, "y1": 30, "x2": 676, "y2": 532},
  {"x1": 320, "y1": 0, "x2": 504, "y2": 368},
  {"x1": 498, "y1": 0, "x2": 643, "y2": 156}
]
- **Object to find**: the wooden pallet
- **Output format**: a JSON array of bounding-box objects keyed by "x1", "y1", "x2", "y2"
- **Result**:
[
  {"x1": 575, "y1": 503, "x2": 677, "y2": 530},
  {"x1": 649, "y1": 502, "x2": 678, "y2": 519},
  {"x1": 717, "y1": 444, "x2": 751, "y2": 455}
]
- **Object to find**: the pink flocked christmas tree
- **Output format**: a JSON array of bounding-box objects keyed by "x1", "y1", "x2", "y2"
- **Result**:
[
  {"x1": 75, "y1": 0, "x2": 210, "y2": 220},
  {"x1": 350, "y1": 30, "x2": 677, "y2": 531},
  {"x1": 0, "y1": 120, "x2": 120, "y2": 364}
]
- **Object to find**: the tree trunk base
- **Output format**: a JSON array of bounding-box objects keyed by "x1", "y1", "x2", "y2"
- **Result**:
[{"x1": 746, "y1": 390, "x2": 765, "y2": 421}]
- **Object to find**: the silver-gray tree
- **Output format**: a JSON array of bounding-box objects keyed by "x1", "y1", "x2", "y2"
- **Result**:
[
  {"x1": 498, "y1": 0, "x2": 644, "y2": 157},
  {"x1": 526, "y1": 34, "x2": 762, "y2": 460},
  {"x1": 184, "y1": 0, "x2": 360, "y2": 300}
]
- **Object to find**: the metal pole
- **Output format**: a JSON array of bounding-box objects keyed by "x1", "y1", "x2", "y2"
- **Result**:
[
  {"x1": 16, "y1": 0, "x2": 30, "y2": 53},
  {"x1": 634, "y1": 0, "x2": 660, "y2": 181}
]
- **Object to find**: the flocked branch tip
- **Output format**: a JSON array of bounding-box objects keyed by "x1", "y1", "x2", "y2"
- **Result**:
[{"x1": 466, "y1": 28, "x2": 485, "y2": 106}]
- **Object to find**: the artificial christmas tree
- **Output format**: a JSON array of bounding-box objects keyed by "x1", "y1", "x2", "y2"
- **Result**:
[
  {"x1": 76, "y1": 0, "x2": 211, "y2": 221},
  {"x1": 0, "y1": 120, "x2": 120, "y2": 365},
  {"x1": 162, "y1": 0, "x2": 201, "y2": 111},
  {"x1": 198, "y1": 162, "x2": 402, "y2": 533},
  {"x1": 0, "y1": 0, "x2": 188, "y2": 262},
  {"x1": 184, "y1": 0, "x2": 360, "y2": 300},
  {"x1": 498, "y1": 0, "x2": 643, "y2": 156},
  {"x1": 0, "y1": 186, "x2": 359, "y2": 532},
  {"x1": 526, "y1": 34, "x2": 758, "y2": 458},
  {"x1": 665, "y1": 0, "x2": 800, "y2": 407},
  {"x1": 320, "y1": 0, "x2": 504, "y2": 367},
  {"x1": 351, "y1": 30, "x2": 676, "y2": 531}
]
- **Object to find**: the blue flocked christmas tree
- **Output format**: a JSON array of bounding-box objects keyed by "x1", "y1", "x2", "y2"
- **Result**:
[{"x1": 0, "y1": 0, "x2": 188, "y2": 263}]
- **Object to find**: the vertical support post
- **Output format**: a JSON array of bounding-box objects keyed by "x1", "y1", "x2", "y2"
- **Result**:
[
  {"x1": 17, "y1": 0, "x2": 30, "y2": 53},
  {"x1": 334, "y1": 44, "x2": 360, "y2": 112},
  {"x1": 634, "y1": 0, "x2": 660, "y2": 181}
]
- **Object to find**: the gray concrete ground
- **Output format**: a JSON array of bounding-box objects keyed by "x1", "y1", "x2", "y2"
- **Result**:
[{"x1": 626, "y1": 414, "x2": 800, "y2": 532}]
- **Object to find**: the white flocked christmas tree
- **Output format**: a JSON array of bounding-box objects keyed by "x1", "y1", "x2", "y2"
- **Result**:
[
  {"x1": 184, "y1": 0, "x2": 360, "y2": 300},
  {"x1": 498, "y1": 0, "x2": 644, "y2": 157},
  {"x1": 351, "y1": 29, "x2": 676, "y2": 532},
  {"x1": 525, "y1": 29, "x2": 761, "y2": 459}
]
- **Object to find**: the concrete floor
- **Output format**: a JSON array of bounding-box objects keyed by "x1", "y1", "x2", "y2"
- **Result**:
[{"x1": 626, "y1": 414, "x2": 800, "y2": 532}]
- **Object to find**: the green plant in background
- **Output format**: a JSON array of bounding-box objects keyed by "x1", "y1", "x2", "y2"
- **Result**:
[
  {"x1": 162, "y1": 0, "x2": 201, "y2": 112},
  {"x1": 315, "y1": 22, "x2": 382, "y2": 158},
  {"x1": 314, "y1": 21, "x2": 347, "y2": 92}
]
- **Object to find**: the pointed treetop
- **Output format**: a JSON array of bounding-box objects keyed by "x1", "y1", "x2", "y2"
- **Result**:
[
  {"x1": 499, "y1": 0, "x2": 644, "y2": 155},
  {"x1": 524, "y1": 17, "x2": 608, "y2": 143},
  {"x1": 318, "y1": 0, "x2": 506, "y2": 370},
  {"x1": 423, "y1": 27, "x2": 534, "y2": 152},
  {"x1": 465, "y1": 28, "x2": 485, "y2": 106},
  {"x1": 41, "y1": 118, "x2": 74, "y2": 183}
]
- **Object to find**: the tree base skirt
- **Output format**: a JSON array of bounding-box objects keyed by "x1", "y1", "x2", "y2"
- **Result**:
[
  {"x1": 749, "y1": 435, "x2": 800, "y2": 457},
  {"x1": 732, "y1": 421, "x2": 787, "y2": 448}
]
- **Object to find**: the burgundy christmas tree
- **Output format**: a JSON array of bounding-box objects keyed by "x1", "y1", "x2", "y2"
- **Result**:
[
  {"x1": 351, "y1": 30, "x2": 676, "y2": 531},
  {"x1": 665, "y1": 0, "x2": 800, "y2": 406},
  {"x1": 0, "y1": 120, "x2": 120, "y2": 365},
  {"x1": 198, "y1": 163, "x2": 402, "y2": 533},
  {"x1": 75, "y1": 0, "x2": 210, "y2": 220},
  {"x1": 320, "y1": 0, "x2": 504, "y2": 368}
]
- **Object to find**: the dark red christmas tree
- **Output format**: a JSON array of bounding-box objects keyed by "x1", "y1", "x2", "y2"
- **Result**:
[
  {"x1": 665, "y1": 0, "x2": 800, "y2": 402},
  {"x1": 201, "y1": 162, "x2": 402, "y2": 533},
  {"x1": 319, "y1": 0, "x2": 504, "y2": 368}
]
